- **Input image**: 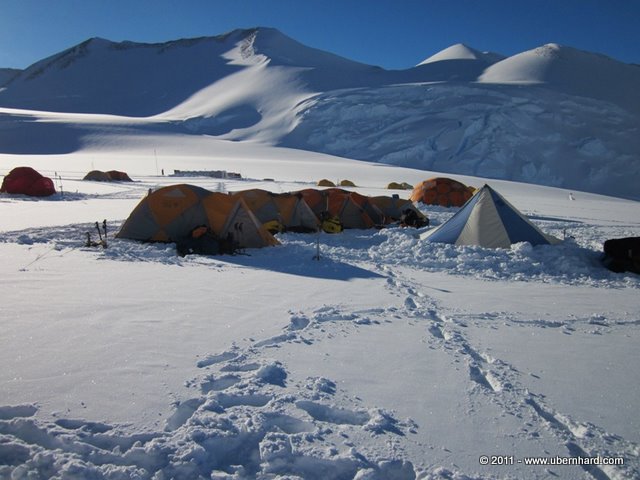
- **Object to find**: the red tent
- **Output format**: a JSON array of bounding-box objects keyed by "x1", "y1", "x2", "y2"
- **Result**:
[{"x1": 1, "y1": 167, "x2": 56, "y2": 197}]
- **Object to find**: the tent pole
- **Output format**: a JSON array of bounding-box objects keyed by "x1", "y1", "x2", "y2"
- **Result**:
[{"x1": 313, "y1": 228, "x2": 321, "y2": 260}]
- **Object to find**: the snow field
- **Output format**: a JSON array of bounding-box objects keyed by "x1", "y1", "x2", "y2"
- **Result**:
[{"x1": 1, "y1": 169, "x2": 638, "y2": 478}]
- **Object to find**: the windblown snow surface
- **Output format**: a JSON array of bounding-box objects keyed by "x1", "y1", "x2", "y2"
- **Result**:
[
  {"x1": 0, "y1": 27, "x2": 639, "y2": 480},
  {"x1": 1, "y1": 144, "x2": 639, "y2": 479}
]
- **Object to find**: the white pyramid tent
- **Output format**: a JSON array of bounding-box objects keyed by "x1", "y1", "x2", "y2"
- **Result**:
[{"x1": 420, "y1": 184, "x2": 560, "y2": 248}]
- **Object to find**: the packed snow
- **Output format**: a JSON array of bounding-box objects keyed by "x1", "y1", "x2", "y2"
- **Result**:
[
  {"x1": 1, "y1": 26, "x2": 639, "y2": 480},
  {"x1": 1, "y1": 146, "x2": 639, "y2": 479}
]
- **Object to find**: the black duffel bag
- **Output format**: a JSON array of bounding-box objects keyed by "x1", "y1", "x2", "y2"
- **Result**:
[{"x1": 602, "y1": 237, "x2": 640, "y2": 274}]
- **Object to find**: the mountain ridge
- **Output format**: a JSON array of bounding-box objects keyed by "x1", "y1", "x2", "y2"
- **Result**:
[
  {"x1": 3, "y1": 27, "x2": 638, "y2": 114},
  {"x1": 0, "y1": 27, "x2": 638, "y2": 200}
]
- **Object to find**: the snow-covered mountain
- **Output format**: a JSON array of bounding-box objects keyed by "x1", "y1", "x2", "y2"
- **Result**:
[
  {"x1": 0, "y1": 27, "x2": 638, "y2": 199},
  {"x1": 479, "y1": 43, "x2": 640, "y2": 112},
  {"x1": 417, "y1": 42, "x2": 505, "y2": 66},
  {"x1": 0, "y1": 33, "x2": 253, "y2": 116},
  {"x1": 0, "y1": 28, "x2": 392, "y2": 116},
  {"x1": 0, "y1": 67, "x2": 21, "y2": 87}
]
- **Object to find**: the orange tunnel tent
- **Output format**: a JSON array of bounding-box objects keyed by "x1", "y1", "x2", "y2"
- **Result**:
[{"x1": 116, "y1": 184, "x2": 278, "y2": 250}]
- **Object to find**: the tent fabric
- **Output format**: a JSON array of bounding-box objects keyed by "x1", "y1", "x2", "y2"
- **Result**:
[
  {"x1": 233, "y1": 189, "x2": 319, "y2": 233},
  {"x1": 369, "y1": 196, "x2": 420, "y2": 221},
  {"x1": 116, "y1": 184, "x2": 278, "y2": 251},
  {"x1": 338, "y1": 179, "x2": 356, "y2": 187},
  {"x1": 296, "y1": 189, "x2": 327, "y2": 218},
  {"x1": 410, "y1": 177, "x2": 473, "y2": 207},
  {"x1": 83, "y1": 170, "x2": 133, "y2": 181},
  {"x1": 297, "y1": 188, "x2": 383, "y2": 230},
  {"x1": 1, "y1": 166, "x2": 55, "y2": 197},
  {"x1": 386, "y1": 182, "x2": 413, "y2": 190},
  {"x1": 346, "y1": 190, "x2": 386, "y2": 226},
  {"x1": 272, "y1": 193, "x2": 319, "y2": 232},
  {"x1": 421, "y1": 184, "x2": 560, "y2": 249},
  {"x1": 106, "y1": 170, "x2": 133, "y2": 181},
  {"x1": 119, "y1": 184, "x2": 431, "y2": 249},
  {"x1": 317, "y1": 179, "x2": 336, "y2": 187},
  {"x1": 83, "y1": 170, "x2": 112, "y2": 181},
  {"x1": 232, "y1": 189, "x2": 281, "y2": 228},
  {"x1": 369, "y1": 196, "x2": 429, "y2": 227}
]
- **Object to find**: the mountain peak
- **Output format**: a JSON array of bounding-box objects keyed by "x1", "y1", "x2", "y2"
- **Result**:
[
  {"x1": 230, "y1": 26, "x2": 373, "y2": 70},
  {"x1": 479, "y1": 43, "x2": 640, "y2": 112},
  {"x1": 417, "y1": 43, "x2": 503, "y2": 66}
]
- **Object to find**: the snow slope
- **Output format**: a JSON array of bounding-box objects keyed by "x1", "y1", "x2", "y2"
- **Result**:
[
  {"x1": 1, "y1": 141, "x2": 639, "y2": 478},
  {"x1": 479, "y1": 43, "x2": 640, "y2": 113},
  {"x1": 0, "y1": 28, "x2": 384, "y2": 117},
  {"x1": 0, "y1": 35, "x2": 246, "y2": 116},
  {"x1": 1, "y1": 28, "x2": 639, "y2": 199},
  {"x1": 418, "y1": 43, "x2": 503, "y2": 64},
  {"x1": 282, "y1": 82, "x2": 640, "y2": 199},
  {"x1": 0, "y1": 68, "x2": 20, "y2": 88}
]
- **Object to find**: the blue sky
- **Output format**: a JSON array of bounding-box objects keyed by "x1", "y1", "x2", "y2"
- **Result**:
[{"x1": 1, "y1": 0, "x2": 639, "y2": 69}]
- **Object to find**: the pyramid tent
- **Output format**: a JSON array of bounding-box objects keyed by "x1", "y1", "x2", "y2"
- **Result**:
[
  {"x1": 1, "y1": 166, "x2": 56, "y2": 197},
  {"x1": 116, "y1": 184, "x2": 279, "y2": 250},
  {"x1": 421, "y1": 184, "x2": 560, "y2": 248}
]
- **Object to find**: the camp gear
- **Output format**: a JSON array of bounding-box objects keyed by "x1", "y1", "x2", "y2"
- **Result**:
[
  {"x1": 321, "y1": 215, "x2": 343, "y2": 233},
  {"x1": 369, "y1": 195, "x2": 428, "y2": 226},
  {"x1": 602, "y1": 237, "x2": 640, "y2": 274}
]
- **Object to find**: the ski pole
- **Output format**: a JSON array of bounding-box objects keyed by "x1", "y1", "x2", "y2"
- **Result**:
[{"x1": 95, "y1": 222, "x2": 103, "y2": 244}]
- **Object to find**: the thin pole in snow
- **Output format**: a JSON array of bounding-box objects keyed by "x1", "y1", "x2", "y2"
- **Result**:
[{"x1": 313, "y1": 228, "x2": 321, "y2": 260}]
